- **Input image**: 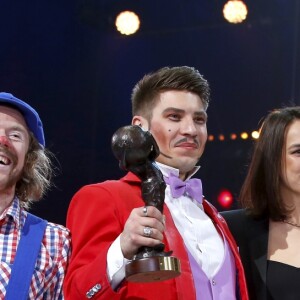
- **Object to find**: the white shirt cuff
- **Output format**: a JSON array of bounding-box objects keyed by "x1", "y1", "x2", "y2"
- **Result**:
[{"x1": 107, "y1": 235, "x2": 130, "y2": 290}]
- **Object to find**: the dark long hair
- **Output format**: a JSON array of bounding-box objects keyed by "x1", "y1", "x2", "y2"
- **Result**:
[
  {"x1": 240, "y1": 106, "x2": 300, "y2": 220},
  {"x1": 16, "y1": 133, "x2": 54, "y2": 208}
]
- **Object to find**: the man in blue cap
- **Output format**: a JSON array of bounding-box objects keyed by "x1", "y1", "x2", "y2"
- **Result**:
[{"x1": 0, "y1": 92, "x2": 71, "y2": 299}]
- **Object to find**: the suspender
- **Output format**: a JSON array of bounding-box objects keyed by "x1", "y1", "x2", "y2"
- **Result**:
[{"x1": 5, "y1": 213, "x2": 47, "y2": 300}]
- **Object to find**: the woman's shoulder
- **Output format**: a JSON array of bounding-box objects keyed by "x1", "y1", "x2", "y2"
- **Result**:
[
  {"x1": 221, "y1": 209, "x2": 249, "y2": 241},
  {"x1": 221, "y1": 208, "x2": 267, "y2": 225},
  {"x1": 221, "y1": 208, "x2": 268, "y2": 242},
  {"x1": 221, "y1": 208, "x2": 247, "y2": 222}
]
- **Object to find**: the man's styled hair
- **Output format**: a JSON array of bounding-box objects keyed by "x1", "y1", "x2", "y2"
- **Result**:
[
  {"x1": 240, "y1": 106, "x2": 300, "y2": 221},
  {"x1": 16, "y1": 133, "x2": 54, "y2": 208},
  {"x1": 131, "y1": 66, "x2": 210, "y2": 121}
]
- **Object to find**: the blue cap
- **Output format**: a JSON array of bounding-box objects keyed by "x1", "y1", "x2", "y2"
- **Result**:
[{"x1": 0, "y1": 92, "x2": 45, "y2": 146}]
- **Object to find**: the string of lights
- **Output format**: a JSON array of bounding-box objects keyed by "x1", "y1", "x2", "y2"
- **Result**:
[{"x1": 207, "y1": 130, "x2": 260, "y2": 142}]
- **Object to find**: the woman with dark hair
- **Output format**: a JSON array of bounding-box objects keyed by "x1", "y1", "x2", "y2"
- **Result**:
[{"x1": 222, "y1": 106, "x2": 300, "y2": 300}]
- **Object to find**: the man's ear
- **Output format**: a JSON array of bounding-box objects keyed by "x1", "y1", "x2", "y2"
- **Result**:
[{"x1": 132, "y1": 116, "x2": 149, "y2": 130}]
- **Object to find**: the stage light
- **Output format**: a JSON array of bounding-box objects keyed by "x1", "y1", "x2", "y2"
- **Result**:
[
  {"x1": 218, "y1": 134, "x2": 225, "y2": 141},
  {"x1": 115, "y1": 11, "x2": 140, "y2": 35},
  {"x1": 240, "y1": 132, "x2": 248, "y2": 139},
  {"x1": 208, "y1": 134, "x2": 214, "y2": 141},
  {"x1": 230, "y1": 133, "x2": 237, "y2": 140},
  {"x1": 223, "y1": 0, "x2": 248, "y2": 24},
  {"x1": 208, "y1": 130, "x2": 261, "y2": 142},
  {"x1": 218, "y1": 189, "x2": 234, "y2": 209},
  {"x1": 251, "y1": 130, "x2": 260, "y2": 139}
]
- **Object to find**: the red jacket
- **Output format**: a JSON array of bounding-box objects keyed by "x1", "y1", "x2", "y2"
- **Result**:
[{"x1": 64, "y1": 173, "x2": 248, "y2": 300}]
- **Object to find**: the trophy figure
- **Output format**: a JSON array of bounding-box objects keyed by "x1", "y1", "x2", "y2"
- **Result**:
[{"x1": 111, "y1": 125, "x2": 181, "y2": 283}]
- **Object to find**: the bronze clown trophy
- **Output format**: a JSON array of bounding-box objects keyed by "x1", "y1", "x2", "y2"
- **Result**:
[{"x1": 111, "y1": 125, "x2": 181, "y2": 283}]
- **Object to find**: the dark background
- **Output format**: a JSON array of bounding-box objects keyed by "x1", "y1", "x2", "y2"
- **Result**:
[{"x1": 0, "y1": 0, "x2": 299, "y2": 225}]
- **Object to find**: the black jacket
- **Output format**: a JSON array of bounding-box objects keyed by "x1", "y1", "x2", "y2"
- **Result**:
[{"x1": 221, "y1": 209, "x2": 269, "y2": 300}]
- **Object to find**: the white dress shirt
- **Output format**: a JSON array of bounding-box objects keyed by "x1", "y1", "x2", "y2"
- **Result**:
[{"x1": 107, "y1": 162, "x2": 224, "y2": 289}]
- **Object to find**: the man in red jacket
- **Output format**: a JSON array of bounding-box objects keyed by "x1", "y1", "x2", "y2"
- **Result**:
[{"x1": 64, "y1": 66, "x2": 248, "y2": 300}]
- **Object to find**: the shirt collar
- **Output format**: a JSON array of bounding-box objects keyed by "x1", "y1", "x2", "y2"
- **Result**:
[
  {"x1": 0, "y1": 197, "x2": 22, "y2": 228},
  {"x1": 155, "y1": 162, "x2": 200, "y2": 181}
]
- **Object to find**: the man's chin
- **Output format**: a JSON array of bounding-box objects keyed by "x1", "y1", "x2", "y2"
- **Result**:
[
  {"x1": 0, "y1": 174, "x2": 19, "y2": 193},
  {"x1": 156, "y1": 153, "x2": 199, "y2": 169},
  {"x1": 172, "y1": 159, "x2": 199, "y2": 173}
]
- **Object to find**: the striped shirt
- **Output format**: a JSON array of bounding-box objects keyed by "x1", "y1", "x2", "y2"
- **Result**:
[{"x1": 0, "y1": 197, "x2": 71, "y2": 299}]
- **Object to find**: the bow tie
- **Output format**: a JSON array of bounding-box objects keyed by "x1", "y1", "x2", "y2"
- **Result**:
[{"x1": 164, "y1": 174, "x2": 203, "y2": 204}]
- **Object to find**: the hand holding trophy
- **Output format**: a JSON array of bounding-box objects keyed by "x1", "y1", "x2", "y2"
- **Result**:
[{"x1": 111, "y1": 125, "x2": 181, "y2": 283}]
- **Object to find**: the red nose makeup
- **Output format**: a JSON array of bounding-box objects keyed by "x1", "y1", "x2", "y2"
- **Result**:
[{"x1": 0, "y1": 136, "x2": 11, "y2": 147}]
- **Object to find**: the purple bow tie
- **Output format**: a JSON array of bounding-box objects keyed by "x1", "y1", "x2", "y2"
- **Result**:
[{"x1": 164, "y1": 174, "x2": 203, "y2": 204}]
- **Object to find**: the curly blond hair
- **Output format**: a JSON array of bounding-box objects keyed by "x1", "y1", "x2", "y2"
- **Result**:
[{"x1": 16, "y1": 133, "x2": 54, "y2": 208}]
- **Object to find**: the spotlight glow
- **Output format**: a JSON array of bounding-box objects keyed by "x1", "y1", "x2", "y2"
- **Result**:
[
  {"x1": 219, "y1": 134, "x2": 225, "y2": 141},
  {"x1": 230, "y1": 133, "x2": 237, "y2": 140},
  {"x1": 240, "y1": 132, "x2": 248, "y2": 139},
  {"x1": 223, "y1": 0, "x2": 248, "y2": 24},
  {"x1": 251, "y1": 130, "x2": 260, "y2": 139},
  {"x1": 218, "y1": 189, "x2": 234, "y2": 208},
  {"x1": 208, "y1": 135, "x2": 215, "y2": 141},
  {"x1": 115, "y1": 11, "x2": 140, "y2": 35}
]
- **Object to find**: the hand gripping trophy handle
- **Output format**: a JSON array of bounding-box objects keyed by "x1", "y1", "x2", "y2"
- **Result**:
[{"x1": 111, "y1": 125, "x2": 181, "y2": 282}]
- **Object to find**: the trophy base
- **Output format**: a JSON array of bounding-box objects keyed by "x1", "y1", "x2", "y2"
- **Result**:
[{"x1": 126, "y1": 256, "x2": 181, "y2": 283}]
